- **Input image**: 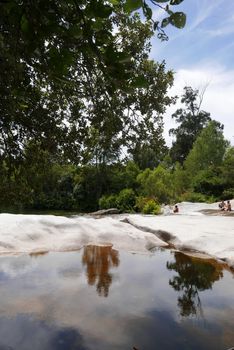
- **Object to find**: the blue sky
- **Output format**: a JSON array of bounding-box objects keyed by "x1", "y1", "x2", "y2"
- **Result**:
[{"x1": 150, "y1": 0, "x2": 234, "y2": 145}]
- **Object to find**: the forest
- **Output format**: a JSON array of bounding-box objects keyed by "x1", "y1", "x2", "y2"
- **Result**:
[{"x1": 1, "y1": 0, "x2": 233, "y2": 213}]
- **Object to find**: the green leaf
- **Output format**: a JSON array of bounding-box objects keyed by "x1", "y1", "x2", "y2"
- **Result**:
[
  {"x1": 105, "y1": 45, "x2": 117, "y2": 63},
  {"x1": 161, "y1": 17, "x2": 170, "y2": 28},
  {"x1": 108, "y1": 0, "x2": 120, "y2": 4},
  {"x1": 124, "y1": 0, "x2": 143, "y2": 13},
  {"x1": 20, "y1": 14, "x2": 29, "y2": 33},
  {"x1": 19, "y1": 103, "x2": 28, "y2": 109},
  {"x1": 165, "y1": 5, "x2": 173, "y2": 15},
  {"x1": 68, "y1": 25, "x2": 82, "y2": 39},
  {"x1": 143, "y1": 3, "x2": 153, "y2": 20},
  {"x1": 170, "y1": 0, "x2": 184, "y2": 5},
  {"x1": 169, "y1": 12, "x2": 186, "y2": 28},
  {"x1": 3, "y1": 1, "x2": 15, "y2": 14},
  {"x1": 153, "y1": 21, "x2": 159, "y2": 31},
  {"x1": 91, "y1": 3, "x2": 113, "y2": 18},
  {"x1": 54, "y1": 76, "x2": 73, "y2": 85},
  {"x1": 131, "y1": 75, "x2": 148, "y2": 88},
  {"x1": 117, "y1": 52, "x2": 132, "y2": 64},
  {"x1": 98, "y1": 5, "x2": 113, "y2": 18},
  {"x1": 91, "y1": 19, "x2": 104, "y2": 31}
]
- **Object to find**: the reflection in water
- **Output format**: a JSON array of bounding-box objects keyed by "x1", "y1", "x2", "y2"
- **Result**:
[
  {"x1": 30, "y1": 251, "x2": 49, "y2": 258},
  {"x1": 0, "y1": 315, "x2": 87, "y2": 350},
  {"x1": 82, "y1": 245, "x2": 119, "y2": 297},
  {"x1": 167, "y1": 252, "x2": 223, "y2": 317},
  {"x1": 0, "y1": 249, "x2": 234, "y2": 349}
]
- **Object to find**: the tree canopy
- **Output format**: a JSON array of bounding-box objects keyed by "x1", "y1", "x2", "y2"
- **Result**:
[
  {"x1": 0, "y1": 0, "x2": 186, "y2": 165},
  {"x1": 185, "y1": 121, "x2": 228, "y2": 176},
  {"x1": 169, "y1": 86, "x2": 212, "y2": 163},
  {"x1": 5, "y1": 0, "x2": 232, "y2": 213}
]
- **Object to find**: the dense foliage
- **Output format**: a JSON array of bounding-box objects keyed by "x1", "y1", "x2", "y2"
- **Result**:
[
  {"x1": 1, "y1": 125, "x2": 232, "y2": 213},
  {"x1": 1, "y1": 1, "x2": 232, "y2": 214},
  {"x1": 170, "y1": 86, "x2": 212, "y2": 163},
  {"x1": 0, "y1": 0, "x2": 185, "y2": 164}
]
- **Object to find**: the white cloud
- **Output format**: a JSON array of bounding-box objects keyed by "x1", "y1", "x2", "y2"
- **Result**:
[
  {"x1": 203, "y1": 12, "x2": 234, "y2": 37},
  {"x1": 187, "y1": 0, "x2": 223, "y2": 32},
  {"x1": 164, "y1": 64, "x2": 234, "y2": 146}
]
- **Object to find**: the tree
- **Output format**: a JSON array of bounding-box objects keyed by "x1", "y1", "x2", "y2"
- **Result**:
[
  {"x1": 0, "y1": 0, "x2": 187, "y2": 209},
  {"x1": 82, "y1": 245, "x2": 119, "y2": 297},
  {"x1": 137, "y1": 164, "x2": 173, "y2": 203},
  {"x1": 0, "y1": 0, "x2": 186, "y2": 162},
  {"x1": 185, "y1": 121, "x2": 228, "y2": 175},
  {"x1": 169, "y1": 86, "x2": 213, "y2": 163},
  {"x1": 221, "y1": 146, "x2": 234, "y2": 198},
  {"x1": 167, "y1": 252, "x2": 223, "y2": 317},
  {"x1": 184, "y1": 121, "x2": 228, "y2": 197},
  {"x1": 0, "y1": 0, "x2": 186, "y2": 86},
  {"x1": 0, "y1": 3, "x2": 180, "y2": 174},
  {"x1": 172, "y1": 162, "x2": 190, "y2": 197}
]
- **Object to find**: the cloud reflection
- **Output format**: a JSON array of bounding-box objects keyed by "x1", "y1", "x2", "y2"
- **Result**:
[
  {"x1": 0, "y1": 315, "x2": 87, "y2": 350},
  {"x1": 0, "y1": 249, "x2": 233, "y2": 349}
]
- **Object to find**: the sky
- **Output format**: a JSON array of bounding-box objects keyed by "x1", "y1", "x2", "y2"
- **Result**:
[{"x1": 150, "y1": 0, "x2": 234, "y2": 145}]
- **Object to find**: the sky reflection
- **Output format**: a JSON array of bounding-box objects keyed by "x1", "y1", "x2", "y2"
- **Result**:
[{"x1": 0, "y1": 248, "x2": 233, "y2": 350}]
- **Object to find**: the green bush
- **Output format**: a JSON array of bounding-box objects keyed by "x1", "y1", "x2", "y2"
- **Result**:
[
  {"x1": 222, "y1": 188, "x2": 234, "y2": 200},
  {"x1": 142, "y1": 199, "x2": 161, "y2": 215},
  {"x1": 116, "y1": 188, "x2": 136, "y2": 212},
  {"x1": 135, "y1": 196, "x2": 149, "y2": 212},
  {"x1": 137, "y1": 165, "x2": 174, "y2": 204},
  {"x1": 192, "y1": 169, "x2": 224, "y2": 197},
  {"x1": 99, "y1": 194, "x2": 117, "y2": 209},
  {"x1": 179, "y1": 192, "x2": 214, "y2": 203},
  {"x1": 99, "y1": 189, "x2": 136, "y2": 212},
  {"x1": 135, "y1": 196, "x2": 161, "y2": 215}
]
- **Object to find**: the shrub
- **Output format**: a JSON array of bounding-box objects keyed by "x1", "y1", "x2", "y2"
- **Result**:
[
  {"x1": 116, "y1": 188, "x2": 136, "y2": 212},
  {"x1": 135, "y1": 196, "x2": 149, "y2": 212},
  {"x1": 135, "y1": 196, "x2": 161, "y2": 215},
  {"x1": 192, "y1": 169, "x2": 224, "y2": 197},
  {"x1": 137, "y1": 165, "x2": 174, "y2": 204},
  {"x1": 99, "y1": 189, "x2": 136, "y2": 212},
  {"x1": 99, "y1": 194, "x2": 117, "y2": 209},
  {"x1": 222, "y1": 188, "x2": 234, "y2": 200},
  {"x1": 142, "y1": 199, "x2": 161, "y2": 215},
  {"x1": 179, "y1": 192, "x2": 214, "y2": 203}
]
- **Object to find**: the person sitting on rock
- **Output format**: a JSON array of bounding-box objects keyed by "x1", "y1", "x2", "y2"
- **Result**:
[
  {"x1": 218, "y1": 200, "x2": 225, "y2": 210},
  {"x1": 226, "y1": 200, "x2": 232, "y2": 211},
  {"x1": 173, "y1": 205, "x2": 179, "y2": 213}
]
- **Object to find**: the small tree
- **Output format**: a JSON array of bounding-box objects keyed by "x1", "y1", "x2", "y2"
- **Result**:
[
  {"x1": 137, "y1": 165, "x2": 173, "y2": 203},
  {"x1": 184, "y1": 121, "x2": 228, "y2": 198},
  {"x1": 169, "y1": 86, "x2": 212, "y2": 163},
  {"x1": 222, "y1": 147, "x2": 234, "y2": 185},
  {"x1": 221, "y1": 146, "x2": 234, "y2": 198},
  {"x1": 185, "y1": 121, "x2": 228, "y2": 176}
]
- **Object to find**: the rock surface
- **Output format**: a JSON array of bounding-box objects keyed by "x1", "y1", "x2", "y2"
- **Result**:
[
  {"x1": 88, "y1": 208, "x2": 120, "y2": 216},
  {"x1": 0, "y1": 200, "x2": 234, "y2": 268}
]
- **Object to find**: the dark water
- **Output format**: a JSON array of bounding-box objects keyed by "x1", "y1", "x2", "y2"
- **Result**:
[{"x1": 0, "y1": 247, "x2": 233, "y2": 350}]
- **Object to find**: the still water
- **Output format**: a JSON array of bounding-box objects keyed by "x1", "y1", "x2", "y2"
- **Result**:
[{"x1": 0, "y1": 246, "x2": 233, "y2": 350}]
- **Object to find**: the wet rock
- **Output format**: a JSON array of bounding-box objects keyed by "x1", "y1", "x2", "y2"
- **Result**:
[
  {"x1": 89, "y1": 208, "x2": 120, "y2": 216},
  {"x1": 199, "y1": 209, "x2": 234, "y2": 216},
  {"x1": 121, "y1": 217, "x2": 176, "y2": 244}
]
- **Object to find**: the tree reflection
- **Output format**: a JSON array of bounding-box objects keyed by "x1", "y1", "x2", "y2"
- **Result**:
[
  {"x1": 82, "y1": 245, "x2": 119, "y2": 297},
  {"x1": 167, "y1": 252, "x2": 223, "y2": 317}
]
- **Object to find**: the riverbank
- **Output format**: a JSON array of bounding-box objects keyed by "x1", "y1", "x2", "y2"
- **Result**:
[
  {"x1": 199, "y1": 209, "x2": 234, "y2": 216},
  {"x1": 122, "y1": 214, "x2": 234, "y2": 268},
  {"x1": 0, "y1": 200, "x2": 233, "y2": 268}
]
